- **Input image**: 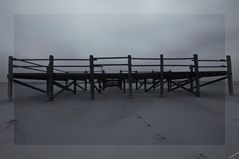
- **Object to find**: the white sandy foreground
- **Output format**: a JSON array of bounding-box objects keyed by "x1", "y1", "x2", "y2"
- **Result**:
[
  {"x1": 0, "y1": 82, "x2": 239, "y2": 158},
  {"x1": 0, "y1": 81, "x2": 231, "y2": 145}
]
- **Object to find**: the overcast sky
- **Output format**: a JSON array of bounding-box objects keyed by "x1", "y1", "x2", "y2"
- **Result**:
[{"x1": 0, "y1": 0, "x2": 238, "y2": 82}]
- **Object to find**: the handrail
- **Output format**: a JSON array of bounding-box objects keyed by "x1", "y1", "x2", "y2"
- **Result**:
[
  {"x1": 54, "y1": 58, "x2": 89, "y2": 61},
  {"x1": 13, "y1": 65, "x2": 46, "y2": 72},
  {"x1": 164, "y1": 58, "x2": 193, "y2": 60},
  {"x1": 198, "y1": 65, "x2": 226, "y2": 68},
  {"x1": 132, "y1": 64, "x2": 191, "y2": 67},
  {"x1": 194, "y1": 59, "x2": 226, "y2": 62},
  {"x1": 132, "y1": 57, "x2": 161, "y2": 60},
  {"x1": 53, "y1": 65, "x2": 90, "y2": 68},
  {"x1": 132, "y1": 64, "x2": 161, "y2": 67},
  {"x1": 164, "y1": 64, "x2": 192, "y2": 67},
  {"x1": 94, "y1": 56, "x2": 128, "y2": 60},
  {"x1": 13, "y1": 65, "x2": 47, "y2": 68},
  {"x1": 13, "y1": 58, "x2": 49, "y2": 61},
  {"x1": 94, "y1": 64, "x2": 128, "y2": 67},
  {"x1": 13, "y1": 58, "x2": 46, "y2": 67},
  {"x1": 10, "y1": 55, "x2": 229, "y2": 73}
]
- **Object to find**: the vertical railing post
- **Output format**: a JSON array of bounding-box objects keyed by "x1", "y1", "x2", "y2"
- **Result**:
[
  {"x1": 193, "y1": 54, "x2": 200, "y2": 97},
  {"x1": 47, "y1": 55, "x2": 54, "y2": 101},
  {"x1": 189, "y1": 65, "x2": 194, "y2": 90},
  {"x1": 89, "y1": 55, "x2": 95, "y2": 100},
  {"x1": 8, "y1": 56, "x2": 13, "y2": 102},
  {"x1": 226, "y1": 55, "x2": 234, "y2": 96},
  {"x1": 128, "y1": 55, "x2": 133, "y2": 98},
  {"x1": 160, "y1": 54, "x2": 164, "y2": 97}
]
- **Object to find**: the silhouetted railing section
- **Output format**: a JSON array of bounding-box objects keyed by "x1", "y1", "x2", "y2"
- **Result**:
[{"x1": 7, "y1": 54, "x2": 233, "y2": 101}]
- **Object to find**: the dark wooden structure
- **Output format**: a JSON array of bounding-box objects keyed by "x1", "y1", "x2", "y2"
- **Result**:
[{"x1": 7, "y1": 54, "x2": 234, "y2": 101}]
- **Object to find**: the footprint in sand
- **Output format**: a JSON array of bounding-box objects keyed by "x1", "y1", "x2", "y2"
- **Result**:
[
  {"x1": 153, "y1": 133, "x2": 167, "y2": 142},
  {"x1": 143, "y1": 121, "x2": 152, "y2": 128},
  {"x1": 135, "y1": 114, "x2": 167, "y2": 142},
  {"x1": 1, "y1": 119, "x2": 26, "y2": 142},
  {"x1": 234, "y1": 118, "x2": 239, "y2": 121},
  {"x1": 136, "y1": 114, "x2": 143, "y2": 119},
  {"x1": 136, "y1": 114, "x2": 151, "y2": 127},
  {"x1": 195, "y1": 153, "x2": 208, "y2": 159},
  {"x1": 0, "y1": 119, "x2": 17, "y2": 129}
]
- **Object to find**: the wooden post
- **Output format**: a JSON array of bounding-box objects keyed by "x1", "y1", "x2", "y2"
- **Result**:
[
  {"x1": 123, "y1": 79, "x2": 126, "y2": 93},
  {"x1": 135, "y1": 71, "x2": 138, "y2": 90},
  {"x1": 152, "y1": 70, "x2": 156, "y2": 89},
  {"x1": 119, "y1": 70, "x2": 123, "y2": 90},
  {"x1": 189, "y1": 65, "x2": 194, "y2": 90},
  {"x1": 144, "y1": 78, "x2": 147, "y2": 92},
  {"x1": 74, "y1": 80, "x2": 77, "y2": 94},
  {"x1": 193, "y1": 54, "x2": 200, "y2": 97},
  {"x1": 8, "y1": 56, "x2": 13, "y2": 102},
  {"x1": 47, "y1": 55, "x2": 54, "y2": 101},
  {"x1": 46, "y1": 79, "x2": 49, "y2": 95},
  {"x1": 65, "y1": 80, "x2": 68, "y2": 91},
  {"x1": 226, "y1": 55, "x2": 234, "y2": 96},
  {"x1": 89, "y1": 55, "x2": 95, "y2": 99},
  {"x1": 84, "y1": 71, "x2": 87, "y2": 91},
  {"x1": 167, "y1": 80, "x2": 170, "y2": 91},
  {"x1": 102, "y1": 70, "x2": 106, "y2": 90},
  {"x1": 167, "y1": 70, "x2": 171, "y2": 92},
  {"x1": 98, "y1": 79, "x2": 102, "y2": 94},
  {"x1": 160, "y1": 54, "x2": 164, "y2": 97},
  {"x1": 128, "y1": 55, "x2": 133, "y2": 98}
]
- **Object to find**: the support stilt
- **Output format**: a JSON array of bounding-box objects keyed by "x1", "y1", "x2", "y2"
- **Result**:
[
  {"x1": 226, "y1": 55, "x2": 234, "y2": 96},
  {"x1": 47, "y1": 55, "x2": 54, "y2": 101},
  {"x1": 193, "y1": 54, "x2": 200, "y2": 97},
  {"x1": 8, "y1": 56, "x2": 13, "y2": 102},
  {"x1": 160, "y1": 54, "x2": 164, "y2": 97},
  {"x1": 89, "y1": 55, "x2": 95, "y2": 99},
  {"x1": 128, "y1": 55, "x2": 133, "y2": 98}
]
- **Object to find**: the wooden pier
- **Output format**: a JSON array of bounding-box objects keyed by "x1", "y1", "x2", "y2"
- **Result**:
[{"x1": 7, "y1": 54, "x2": 234, "y2": 101}]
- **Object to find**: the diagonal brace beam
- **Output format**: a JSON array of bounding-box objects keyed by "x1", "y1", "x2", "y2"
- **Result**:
[
  {"x1": 54, "y1": 81, "x2": 75, "y2": 97},
  {"x1": 13, "y1": 79, "x2": 47, "y2": 93},
  {"x1": 170, "y1": 80, "x2": 195, "y2": 95},
  {"x1": 193, "y1": 76, "x2": 228, "y2": 89}
]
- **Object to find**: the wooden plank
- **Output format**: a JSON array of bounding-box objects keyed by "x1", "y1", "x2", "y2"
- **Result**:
[
  {"x1": 13, "y1": 79, "x2": 47, "y2": 93},
  {"x1": 170, "y1": 80, "x2": 195, "y2": 95},
  {"x1": 197, "y1": 76, "x2": 227, "y2": 88}
]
